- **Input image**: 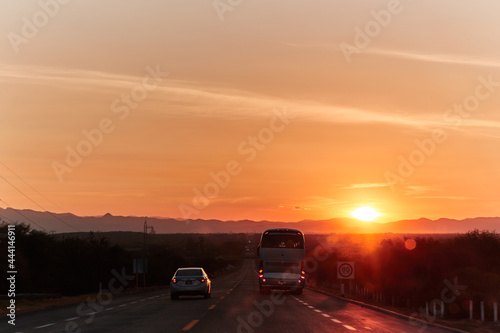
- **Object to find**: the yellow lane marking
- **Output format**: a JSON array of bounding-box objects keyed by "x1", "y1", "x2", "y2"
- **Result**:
[
  {"x1": 209, "y1": 305, "x2": 216, "y2": 310},
  {"x1": 182, "y1": 320, "x2": 199, "y2": 331},
  {"x1": 220, "y1": 296, "x2": 225, "y2": 300}
]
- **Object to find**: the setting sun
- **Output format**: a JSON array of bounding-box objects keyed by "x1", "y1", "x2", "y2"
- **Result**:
[{"x1": 351, "y1": 207, "x2": 381, "y2": 222}]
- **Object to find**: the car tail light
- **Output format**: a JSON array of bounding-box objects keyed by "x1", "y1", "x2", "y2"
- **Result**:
[
  {"x1": 200, "y1": 278, "x2": 205, "y2": 283},
  {"x1": 259, "y1": 274, "x2": 263, "y2": 278},
  {"x1": 262, "y1": 278, "x2": 266, "y2": 282},
  {"x1": 259, "y1": 269, "x2": 263, "y2": 274},
  {"x1": 172, "y1": 278, "x2": 177, "y2": 284}
]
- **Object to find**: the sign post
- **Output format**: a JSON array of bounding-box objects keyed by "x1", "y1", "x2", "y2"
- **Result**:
[
  {"x1": 133, "y1": 258, "x2": 148, "y2": 289},
  {"x1": 337, "y1": 261, "x2": 355, "y2": 297}
]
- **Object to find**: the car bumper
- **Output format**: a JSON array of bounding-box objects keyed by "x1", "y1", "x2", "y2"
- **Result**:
[
  {"x1": 171, "y1": 283, "x2": 209, "y2": 295},
  {"x1": 259, "y1": 278, "x2": 303, "y2": 290}
]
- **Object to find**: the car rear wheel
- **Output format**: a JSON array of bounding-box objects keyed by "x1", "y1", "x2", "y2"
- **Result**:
[
  {"x1": 291, "y1": 288, "x2": 303, "y2": 295},
  {"x1": 204, "y1": 291, "x2": 211, "y2": 299},
  {"x1": 171, "y1": 293, "x2": 178, "y2": 300}
]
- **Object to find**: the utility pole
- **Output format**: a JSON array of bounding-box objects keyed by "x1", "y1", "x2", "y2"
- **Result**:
[{"x1": 142, "y1": 217, "x2": 155, "y2": 288}]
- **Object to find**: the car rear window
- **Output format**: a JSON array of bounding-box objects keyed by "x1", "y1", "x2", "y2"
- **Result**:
[{"x1": 176, "y1": 269, "x2": 203, "y2": 276}]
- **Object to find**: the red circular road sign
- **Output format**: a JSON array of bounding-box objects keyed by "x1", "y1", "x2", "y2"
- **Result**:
[{"x1": 338, "y1": 263, "x2": 353, "y2": 278}]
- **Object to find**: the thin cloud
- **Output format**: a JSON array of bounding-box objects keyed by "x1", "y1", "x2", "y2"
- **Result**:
[
  {"x1": 367, "y1": 48, "x2": 500, "y2": 69},
  {"x1": 2, "y1": 63, "x2": 498, "y2": 132},
  {"x1": 414, "y1": 196, "x2": 473, "y2": 200},
  {"x1": 339, "y1": 183, "x2": 389, "y2": 190},
  {"x1": 404, "y1": 186, "x2": 435, "y2": 196}
]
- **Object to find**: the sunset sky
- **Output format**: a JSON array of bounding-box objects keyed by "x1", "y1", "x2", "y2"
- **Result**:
[{"x1": 1, "y1": 0, "x2": 500, "y2": 225}]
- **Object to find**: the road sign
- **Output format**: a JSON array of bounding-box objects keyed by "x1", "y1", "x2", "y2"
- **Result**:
[
  {"x1": 133, "y1": 258, "x2": 148, "y2": 274},
  {"x1": 337, "y1": 261, "x2": 354, "y2": 279}
]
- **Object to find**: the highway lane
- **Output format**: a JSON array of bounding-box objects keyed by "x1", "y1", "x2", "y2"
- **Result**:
[
  {"x1": 1, "y1": 260, "x2": 455, "y2": 333},
  {"x1": 188, "y1": 261, "x2": 452, "y2": 333}
]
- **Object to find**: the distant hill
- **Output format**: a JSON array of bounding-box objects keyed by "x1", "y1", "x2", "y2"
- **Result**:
[{"x1": 0, "y1": 208, "x2": 498, "y2": 234}]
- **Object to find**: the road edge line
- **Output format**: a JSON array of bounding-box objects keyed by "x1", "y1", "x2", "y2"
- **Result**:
[{"x1": 305, "y1": 287, "x2": 470, "y2": 333}]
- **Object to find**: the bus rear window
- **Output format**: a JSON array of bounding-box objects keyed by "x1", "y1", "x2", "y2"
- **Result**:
[{"x1": 261, "y1": 234, "x2": 304, "y2": 249}]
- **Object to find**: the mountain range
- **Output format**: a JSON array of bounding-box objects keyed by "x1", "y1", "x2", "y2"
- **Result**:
[{"x1": 1, "y1": 208, "x2": 499, "y2": 234}]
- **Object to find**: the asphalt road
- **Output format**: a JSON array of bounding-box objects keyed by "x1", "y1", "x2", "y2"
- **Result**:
[{"x1": 1, "y1": 260, "x2": 454, "y2": 333}]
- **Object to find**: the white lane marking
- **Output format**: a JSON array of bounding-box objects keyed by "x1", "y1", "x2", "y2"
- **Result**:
[
  {"x1": 148, "y1": 296, "x2": 156, "y2": 299},
  {"x1": 314, "y1": 309, "x2": 322, "y2": 313},
  {"x1": 322, "y1": 313, "x2": 331, "y2": 318},
  {"x1": 65, "y1": 317, "x2": 80, "y2": 321},
  {"x1": 307, "y1": 305, "x2": 314, "y2": 309},
  {"x1": 303, "y1": 302, "x2": 309, "y2": 306},
  {"x1": 364, "y1": 327, "x2": 372, "y2": 330},
  {"x1": 130, "y1": 301, "x2": 137, "y2": 304},
  {"x1": 119, "y1": 304, "x2": 127, "y2": 307},
  {"x1": 105, "y1": 307, "x2": 114, "y2": 311},
  {"x1": 343, "y1": 325, "x2": 356, "y2": 330},
  {"x1": 331, "y1": 319, "x2": 342, "y2": 323},
  {"x1": 35, "y1": 323, "x2": 56, "y2": 329}
]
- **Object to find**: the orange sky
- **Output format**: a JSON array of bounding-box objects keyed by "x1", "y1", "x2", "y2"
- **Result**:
[{"x1": 1, "y1": 1, "x2": 500, "y2": 225}]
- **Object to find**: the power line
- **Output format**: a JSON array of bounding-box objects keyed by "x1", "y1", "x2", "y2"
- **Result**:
[
  {"x1": 0, "y1": 160, "x2": 66, "y2": 212},
  {"x1": 0, "y1": 212, "x2": 15, "y2": 224},
  {"x1": 0, "y1": 161, "x2": 100, "y2": 232},
  {"x1": 0, "y1": 173, "x2": 80, "y2": 232},
  {"x1": 0, "y1": 198, "x2": 47, "y2": 231}
]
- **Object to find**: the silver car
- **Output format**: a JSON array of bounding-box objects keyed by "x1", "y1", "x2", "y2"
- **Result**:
[{"x1": 170, "y1": 267, "x2": 211, "y2": 300}]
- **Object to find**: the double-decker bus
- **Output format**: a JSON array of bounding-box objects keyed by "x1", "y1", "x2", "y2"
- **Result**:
[{"x1": 257, "y1": 228, "x2": 306, "y2": 294}]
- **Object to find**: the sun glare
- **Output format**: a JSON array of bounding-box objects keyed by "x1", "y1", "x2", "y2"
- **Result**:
[{"x1": 351, "y1": 207, "x2": 381, "y2": 221}]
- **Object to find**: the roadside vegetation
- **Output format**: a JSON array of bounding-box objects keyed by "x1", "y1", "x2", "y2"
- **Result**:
[
  {"x1": 305, "y1": 230, "x2": 500, "y2": 321},
  {"x1": 0, "y1": 223, "x2": 246, "y2": 297},
  {"x1": 2, "y1": 222, "x2": 498, "y2": 324}
]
